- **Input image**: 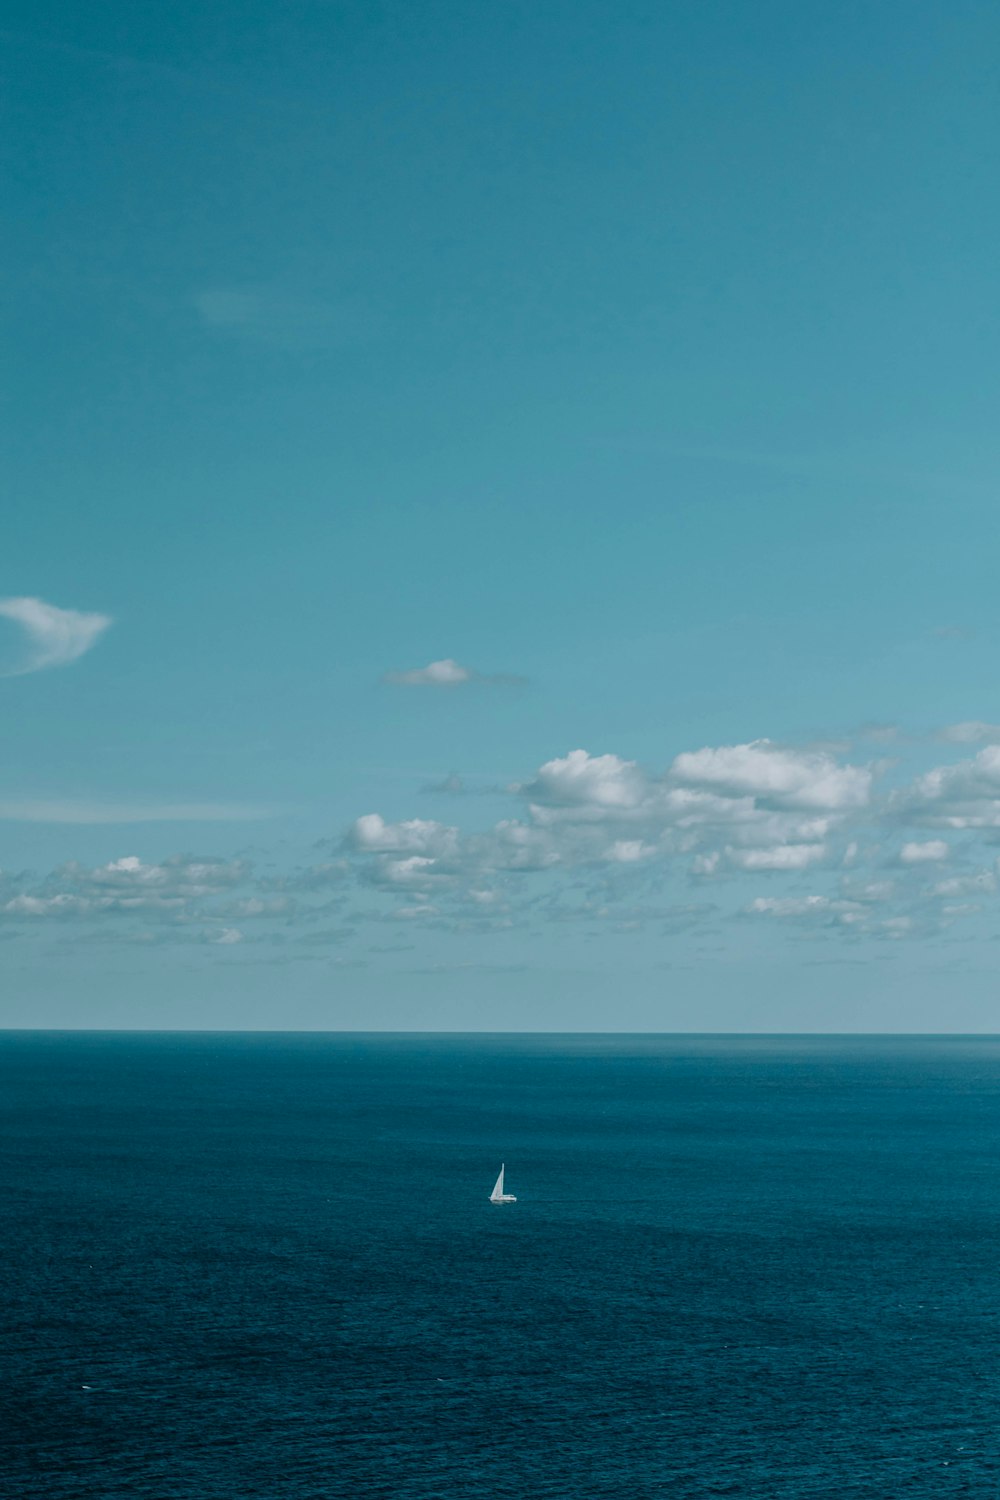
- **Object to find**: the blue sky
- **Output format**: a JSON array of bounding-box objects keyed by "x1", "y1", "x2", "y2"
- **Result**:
[{"x1": 4, "y1": 0, "x2": 1000, "y2": 1029}]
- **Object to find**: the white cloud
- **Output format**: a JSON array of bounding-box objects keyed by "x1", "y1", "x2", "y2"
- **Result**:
[
  {"x1": 898, "y1": 745, "x2": 1000, "y2": 828},
  {"x1": 383, "y1": 658, "x2": 525, "y2": 687},
  {"x1": 0, "y1": 854, "x2": 257, "y2": 929},
  {"x1": 0, "y1": 846, "x2": 362, "y2": 952},
  {"x1": 520, "y1": 750, "x2": 648, "y2": 812},
  {"x1": 53, "y1": 854, "x2": 250, "y2": 899},
  {"x1": 26, "y1": 714, "x2": 1000, "y2": 953},
  {"x1": 874, "y1": 916, "x2": 911, "y2": 937},
  {"x1": 744, "y1": 893, "x2": 894, "y2": 931},
  {"x1": 3, "y1": 893, "x2": 92, "y2": 918},
  {"x1": 82, "y1": 855, "x2": 192, "y2": 888},
  {"x1": 213, "y1": 928, "x2": 243, "y2": 945},
  {"x1": 347, "y1": 815, "x2": 463, "y2": 893},
  {"x1": 899, "y1": 840, "x2": 949, "y2": 864},
  {"x1": 604, "y1": 839, "x2": 654, "y2": 863},
  {"x1": 477, "y1": 819, "x2": 559, "y2": 871},
  {"x1": 671, "y1": 739, "x2": 871, "y2": 811},
  {"x1": 332, "y1": 728, "x2": 1000, "y2": 945},
  {"x1": 662, "y1": 786, "x2": 757, "y2": 827},
  {"x1": 384, "y1": 658, "x2": 472, "y2": 687},
  {"x1": 1, "y1": 890, "x2": 188, "y2": 920},
  {"x1": 0, "y1": 596, "x2": 111, "y2": 676},
  {"x1": 348, "y1": 814, "x2": 458, "y2": 857},
  {"x1": 376, "y1": 855, "x2": 441, "y2": 888},
  {"x1": 746, "y1": 895, "x2": 834, "y2": 917},
  {"x1": 340, "y1": 741, "x2": 873, "y2": 928},
  {"x1": 729, "y1": 843, "x2": 826, "y2": 871}
]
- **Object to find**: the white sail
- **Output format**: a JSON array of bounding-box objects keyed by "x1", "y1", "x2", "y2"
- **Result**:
[{"x1": 489, "y1": 1163, "x2": 516, "y2": 1203}]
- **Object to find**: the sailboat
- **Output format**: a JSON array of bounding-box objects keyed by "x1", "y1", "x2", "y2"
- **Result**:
[{"x1": 489, "y1": 1164, "x2": 516, "y2": 1204}]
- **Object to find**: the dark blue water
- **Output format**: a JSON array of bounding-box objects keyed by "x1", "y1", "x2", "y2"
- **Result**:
[{"x1": 3, "y1": 1033, "x2": 1000, "y2": 1497}]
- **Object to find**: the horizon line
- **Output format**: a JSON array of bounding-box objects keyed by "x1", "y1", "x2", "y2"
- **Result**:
[{"x1": 1, "y1": 1028, "x2": 998, "y2": 1039}]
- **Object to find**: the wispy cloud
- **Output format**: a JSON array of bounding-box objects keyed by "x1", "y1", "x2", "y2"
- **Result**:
[
  {"x1": 194, "y1": 284, "x2": 382, "y2": 351},
  {"x1": 0, "y1": 596, "x2": 111, "y2": 676},
  {"x1": 422, "y1": 772, "x2": 468, "y2": 795},
  {"x1": 419, "y1": 772, "x2": 509, "y2": 797},
  {"x1": 0, "y1": 800, "x2": 276, "y2": 824},
  {"x1": 938, "y1": 721, "x2": 1000, "y2": 744},
  {"x1": 383, "y1": 657, "x2": 525, "y2": 688}
]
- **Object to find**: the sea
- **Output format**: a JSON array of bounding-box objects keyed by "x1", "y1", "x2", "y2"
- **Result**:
[{"x1": 3, "y1": 1032, "x2": 1000, "y2": 1498}]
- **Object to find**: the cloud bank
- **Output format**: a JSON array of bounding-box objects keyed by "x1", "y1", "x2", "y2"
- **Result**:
[
  {"x1": 11, "y1": 728, "x2": 1000, "y2": 959},
  {"x1": 333, "y1": 733, "x2": 1000, "y2": 944}
]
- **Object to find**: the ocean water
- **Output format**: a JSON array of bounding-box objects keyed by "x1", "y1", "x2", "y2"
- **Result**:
[{"x1": 3, "y1": 1034, "x2": 1000, "y2": 1498}]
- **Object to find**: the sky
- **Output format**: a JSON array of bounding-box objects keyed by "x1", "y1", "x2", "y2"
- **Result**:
[{"x1": 4, "y1": 0, "x2": 1000, "y2": 1030}]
